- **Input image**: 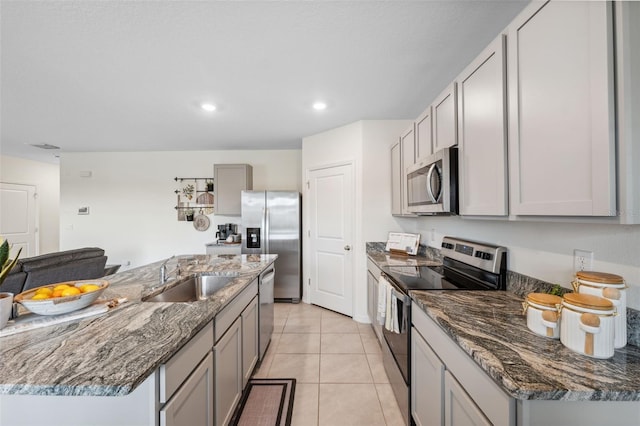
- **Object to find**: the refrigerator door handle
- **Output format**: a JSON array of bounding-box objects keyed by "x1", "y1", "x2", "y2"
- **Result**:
[
  {"x1": 260, "y1": 207, "x2": 268, "y2": 253},
  {"x1": 263, "y1": 207, "x2": 269, "y2": 254}
]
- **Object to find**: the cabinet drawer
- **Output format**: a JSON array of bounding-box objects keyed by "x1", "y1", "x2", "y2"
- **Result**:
[
  {"x1": 215, "y1": 278, "x2": 258, "y2": 342},
  {"x1": 160, "y1": 321, "x2": 214, "y2": 403}
]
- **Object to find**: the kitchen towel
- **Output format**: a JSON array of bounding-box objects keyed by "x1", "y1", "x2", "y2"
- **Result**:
[
  {"x1": 377, "y1": 275, "x2": 390, "y2": 325},
  {"x1": 385, "y1": 280, "x2": 393, "y2": 331}
]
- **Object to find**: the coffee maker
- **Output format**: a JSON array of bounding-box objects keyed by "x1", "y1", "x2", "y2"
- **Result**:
[{"x1": 216, "y1": 223, "x2": 238, "y2": 241}]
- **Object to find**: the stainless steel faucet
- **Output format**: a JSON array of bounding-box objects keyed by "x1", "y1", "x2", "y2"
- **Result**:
[{"x1": 159, "y1": 256, "x2": 180, "y2": 284}]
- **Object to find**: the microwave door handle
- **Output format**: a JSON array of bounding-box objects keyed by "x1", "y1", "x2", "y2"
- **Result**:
[{"x1": 425, "y1": 164, "x2": 438, "y2": 203}]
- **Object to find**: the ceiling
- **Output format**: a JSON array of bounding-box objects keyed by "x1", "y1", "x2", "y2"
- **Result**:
[{"x1": 0, "y1": 0, "x2": 529, "y2": 163}]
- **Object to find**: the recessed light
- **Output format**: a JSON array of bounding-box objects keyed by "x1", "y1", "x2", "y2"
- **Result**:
[
  {"x1": 312, "y1": 102, "x2": 327, "y2": 111},
  {"x1": 201, "y1": 103, "x2": 216, "y2": 112}
]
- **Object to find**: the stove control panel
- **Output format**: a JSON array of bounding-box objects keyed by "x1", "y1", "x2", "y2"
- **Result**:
[{"x1": 441, "y1": 236, "x2": 506, "y2": 274}]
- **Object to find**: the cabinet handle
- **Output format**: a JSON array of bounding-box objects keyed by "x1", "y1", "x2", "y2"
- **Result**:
[{"x1": 344, "y1": 245, "x2": 351, "y2": 251}]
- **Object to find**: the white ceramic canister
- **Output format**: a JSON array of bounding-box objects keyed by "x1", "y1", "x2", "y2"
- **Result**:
[
  {"x1": 573, "y1": 271, "x2": 627, "y2": 348},
  {"x1": 560, "y1": 293, "x2": 616, "y2": 359},
  {"x1": 523, "y1": 293, "x2": 562, "y2": 339}
]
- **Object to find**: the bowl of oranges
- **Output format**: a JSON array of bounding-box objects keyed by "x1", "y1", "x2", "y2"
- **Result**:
[{"x1": 15, "y1": 280, "x2": 109, "y2": 316}]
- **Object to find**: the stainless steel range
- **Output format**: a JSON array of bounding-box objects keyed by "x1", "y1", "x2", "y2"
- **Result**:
[{"x1": 379, "y1": 236, "x2": 507, "y2": 425}]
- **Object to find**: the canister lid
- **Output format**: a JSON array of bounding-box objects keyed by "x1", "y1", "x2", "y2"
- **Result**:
[
  {"x1": 576, "y1": 271, "x2": 624, "y2": 284},
  {"x1": 563, "y1": 293, "x2": 614, "y2": 311},
  {"x1": 526, "y1": 293, "x2": 562, "y2": 307}
]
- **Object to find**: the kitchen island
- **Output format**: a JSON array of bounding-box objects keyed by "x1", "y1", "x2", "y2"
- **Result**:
[{"x1": 0, "y1": 253, "x2": 276, "y2": 426}]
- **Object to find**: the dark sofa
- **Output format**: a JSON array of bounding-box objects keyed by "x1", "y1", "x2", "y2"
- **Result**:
[{"x1": 0, "y1": 248, "x2": 108, "y2": 294}]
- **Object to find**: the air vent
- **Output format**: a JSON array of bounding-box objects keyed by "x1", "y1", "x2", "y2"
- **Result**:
[{"x1": 30, "y1": 143, "x2": 60, "y2": 150}]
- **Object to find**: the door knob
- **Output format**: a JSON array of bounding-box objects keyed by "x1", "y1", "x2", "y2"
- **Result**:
[{"x1": 344, "y1": 245, "x2": 351, "y2": 251}]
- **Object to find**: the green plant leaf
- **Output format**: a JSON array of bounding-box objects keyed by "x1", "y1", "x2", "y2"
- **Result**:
[
  {"x1": 0, "y1": 247, "x2": 21, "y2": 285},
  {"x1": 0, "y1": 239, "x2": 8, "y2": 267}
]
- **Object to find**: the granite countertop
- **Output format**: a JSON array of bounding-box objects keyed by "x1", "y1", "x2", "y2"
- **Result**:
[
  {"x1": 411, "y1": 291, "x2": 640, "y2": 401},
  {"x1": 366, "y1": 248, "x2": 640, "y2": 402},
  {"x1": 0, "y1": 254, "x2": 276, "y2": 397}
]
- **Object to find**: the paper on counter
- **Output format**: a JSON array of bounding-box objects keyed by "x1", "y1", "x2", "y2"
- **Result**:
[{"x1": 385, "y1": 232, "x2": 420, "y2": 255}]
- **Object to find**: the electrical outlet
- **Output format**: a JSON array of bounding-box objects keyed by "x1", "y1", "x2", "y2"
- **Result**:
[{"x1": 573, "y1": 249, "x2": 594, "y2": 272}]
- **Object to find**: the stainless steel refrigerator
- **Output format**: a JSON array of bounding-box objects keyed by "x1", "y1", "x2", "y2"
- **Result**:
[{"x1": 241, "y1": 191, "x2": 302, "y2": 302}]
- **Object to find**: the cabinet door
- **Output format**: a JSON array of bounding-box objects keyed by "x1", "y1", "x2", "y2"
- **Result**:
[
  {"x1": 390, "y1": 140, "x2": 402, "y2": 216},
  {"x1": 411, "y1": 327, "x2": 444, "y2": 426},
  {"x1": 160, "y1": 352, "x2": 214, "y2": 426},
  {"x1": 214, "y1": 317, "x2": 243, "y2": 426},
  {"x1": 416, "y1": 106, "x2": 433, "y2": 162},
  {"x1": 433, "y1": 83, "x2": 458, "y2": 152},
  {"x1": 242, "y1": 296, "x2": 259, "y2": 388},
  {"x1": 401, "y1": 125, "x2": 416, "y2": 215},
  {"x1": 444, "y1": 371, "x2": 491, "y2": 426},
  {"x1": 458, "y1": 35, "x2": 508, "y2": 216},
  {"x1": 214, "y1": 164, "x2": 253, "y2": 215},
  {"x1": 508, "y1": 1, "x2": 615, "y2": 216}
]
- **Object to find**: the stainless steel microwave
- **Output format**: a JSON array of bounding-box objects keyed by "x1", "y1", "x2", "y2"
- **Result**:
[{"x1": 406, "y1": 147, "x2": 458, "y2": 215}]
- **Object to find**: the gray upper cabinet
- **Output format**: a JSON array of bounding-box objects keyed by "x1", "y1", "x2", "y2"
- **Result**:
[
  {"x1": 214, "y1": 164, "x2": 253, "y2": 216},
  {"x1": 401, "y1": 125, "x2": 416, "y2": 216},
  {"x1": 432, "y1": 82, "x2": 458, "y2": 153},
  {"x1": 457, "y1": 34, "x2": 508, "y2": 216},
  {"x1": 390, "y1": 140, "x2": 402, "y2": 216},
  {"x1": 415, "y1": 106, "x2": 433, "y2": 162},
  {"x1": 507, "y1": 0, "x2": 616, "y2": 216},
  {"x1": 391, "y1": 126, "x2": 417, "y2": 217}
]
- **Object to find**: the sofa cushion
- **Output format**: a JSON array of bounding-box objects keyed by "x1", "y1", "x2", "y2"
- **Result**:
[
  {"x1": 0, "y1": 271, "x2": 27, "y2": 294},
  {"x1": 21, "y1": 248, "x2": 105, "y2": 272},
  {"x1": 23, "y1": 255, "x2": 108, "y2": 291}
]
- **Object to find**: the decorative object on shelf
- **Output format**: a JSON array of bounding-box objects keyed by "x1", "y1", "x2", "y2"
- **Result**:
[
  {"x1": 182, "y1": 184, "x2": 195, "y2": 200},
  {"x1": 174, "y1": 177, "x2": 215, "y2": 221},
  {"x1": 193, "y1": 210, "x2": 210, "y2": 231}
]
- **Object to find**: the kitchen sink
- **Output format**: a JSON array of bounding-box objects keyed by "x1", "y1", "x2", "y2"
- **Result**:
[{"x1": 143, "y1": 272, "x2": 240, "y2": 302}]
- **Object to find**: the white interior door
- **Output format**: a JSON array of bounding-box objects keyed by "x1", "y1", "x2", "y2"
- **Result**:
[
  {"x1": 308, "y1": 163, "x2": 354, "y2": 316},
  {"x1": 0, "y1": 183, "x2": 38, "y2": 256}
]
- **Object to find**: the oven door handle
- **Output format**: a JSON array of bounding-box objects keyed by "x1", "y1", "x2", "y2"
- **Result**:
[{"x1": 383, "y1": 274, "x2": 411, "y2": 303}]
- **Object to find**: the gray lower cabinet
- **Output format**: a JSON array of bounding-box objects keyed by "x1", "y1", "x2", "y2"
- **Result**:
[
  {"x1": 366, "y1": 259, "x2": 383, "y2": 343},
  {"x1": 444, "y1": 371, "x2": 491, "y2": 426},
  {"x1": 412, "y1": 304, "x2": 514, "y2": 426},
  {"x1": 242, "y1": 295, "x2": 259, "y2": 388},
  {"x1": 215, "y1": 316, "x2": 243, "y2": 426},
  {"x1": 411, "y1": 327, "x2": 444, "y2": 426},
  {"x1": 160, "y1": 352, "x2": 214, "y2": 426}
]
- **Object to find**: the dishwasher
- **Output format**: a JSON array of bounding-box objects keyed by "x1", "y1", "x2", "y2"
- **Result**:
[{"x1": 258, "y1": 265, "x2": 275, "y2": 360}]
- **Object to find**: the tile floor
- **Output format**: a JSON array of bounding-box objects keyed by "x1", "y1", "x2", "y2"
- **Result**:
[{"x1": 252, "y1": 302, "x2": 405, "y2": 426}]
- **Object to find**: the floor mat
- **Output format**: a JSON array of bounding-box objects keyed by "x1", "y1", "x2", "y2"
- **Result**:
[{"x1": 230, "y1": 378, "x2": 296, "y2": 426}]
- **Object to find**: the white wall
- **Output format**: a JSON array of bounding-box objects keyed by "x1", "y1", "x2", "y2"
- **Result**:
[
  {"x1": 60, "y1": 150, "x2": 301, "y2": 270},
  {"x1": 0, "y1": 155, "x2": 60, "y2": 254},
  {"x1": 396, "y1": 217, "x2": 640, "y2": 310},
  {"x1": 302, "y1": 120, "x2": 411, "y2": 322}
]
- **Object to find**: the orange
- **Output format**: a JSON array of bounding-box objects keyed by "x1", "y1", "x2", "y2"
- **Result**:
[
  {"x1": 52, "y1": 289, "x2": 64, "y2": 298},
  {"x1": 53, "y1": 284, "x2": 72, "y2": 292},
  {"x1": 31, "y1": 293, "x2": 51, "y2": 300},
  {"x1": 35, "y1": 287, "x2": 53, "y2": 296},
  {"x1": 80, "y1": 284, "x2": 101, "y2": 293},
  {"x1": 60, "y1": 287, "x2": 81, "y2": 297}
]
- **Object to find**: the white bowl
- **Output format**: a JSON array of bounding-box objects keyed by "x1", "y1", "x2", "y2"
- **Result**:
[{"x1": 15, "y1": 280, "x2": 109, "y2": 316}]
